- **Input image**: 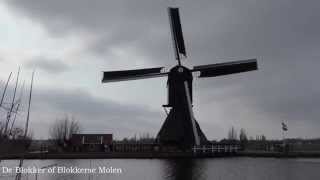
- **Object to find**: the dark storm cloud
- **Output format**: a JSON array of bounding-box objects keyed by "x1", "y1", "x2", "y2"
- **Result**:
[
  {"x1": 4, "y1": 0, "x2": 320, "y2": 138},
  {"x1": 4, "y1": 0, "x2": 174, "y2": 63},
  {"x1": 5, "y1": 0, "x2": 320, "y2": 65},
  {"x1": 25, "y1": 56, "x2": 69, "y2": 74}
]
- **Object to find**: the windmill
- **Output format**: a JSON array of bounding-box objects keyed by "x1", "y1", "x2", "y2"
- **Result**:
[{"x1": 102, "y1": 7, "x2": 258, "y2": 148}]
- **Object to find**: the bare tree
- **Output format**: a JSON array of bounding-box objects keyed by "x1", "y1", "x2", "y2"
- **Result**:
[
  {"x1": 255, "y1": 134, "x2": 266, "y2": 141},
  {"x1": 49, "y1": 115, "x2": 81, "y2": 148},
  {"x1": 239, "y1": 128, "x2": 248, "y2": 149},
  {"x1": 239, "y1": 128, "x2": 248, "y2": 142},
  {"x1": 138, "y1": 132, "x2": 154, "y2": 143},
  {"x1": 228, "y1": 126, "x2": 237, "y2": 140}
]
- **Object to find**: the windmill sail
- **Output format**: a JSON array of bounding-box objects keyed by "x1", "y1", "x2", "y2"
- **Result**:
[
  {"x1": 193, "y1": 59, "x2": 257, "y2": 78},
  {"x1": 102, "y1": 67, "x2": 167, "y2": 83},
  {"x1": 168, "y1": 7, "x2": 186, "y2": 59}
]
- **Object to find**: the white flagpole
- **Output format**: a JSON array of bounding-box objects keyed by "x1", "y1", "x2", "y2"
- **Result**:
[
  {"x1": 282, "y1": 121, "x2": 287, "y2": 152},
  {"x1": 282, "y1": 121, "x2": 285, "y2": 141}
]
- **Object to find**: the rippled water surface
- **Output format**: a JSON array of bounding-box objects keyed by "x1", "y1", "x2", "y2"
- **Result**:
[{"x1": 1, "y1": 158, "x2": 320, "y2": 180}]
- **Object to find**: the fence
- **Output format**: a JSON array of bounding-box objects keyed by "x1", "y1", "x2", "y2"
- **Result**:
[{"x1": 192, "y1": 144, "x2": 240, "y2": 154}]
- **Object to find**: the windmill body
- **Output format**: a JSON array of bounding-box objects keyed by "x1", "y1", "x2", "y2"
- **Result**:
[
  {"x1": 102, "y1": 7, "x2": 258, "y2": 148},
  {"x1": 157, "y1": 65, "x2": 208, "y2": 147}
]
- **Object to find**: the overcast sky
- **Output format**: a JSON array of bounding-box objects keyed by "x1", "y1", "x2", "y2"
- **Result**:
[{"x1": 0, "y1": 0, "x2": 319, "y2": 140}]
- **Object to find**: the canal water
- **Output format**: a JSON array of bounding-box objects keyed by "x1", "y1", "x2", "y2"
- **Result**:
[{"x1": 1, "y1": 158, "x2": 320, "y2": 180}]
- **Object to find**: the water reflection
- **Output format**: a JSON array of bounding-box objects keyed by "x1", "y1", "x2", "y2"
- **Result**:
[
  {"x1": 1, "y1": 158, "x2": 320, "y2": 180},
  {"x1": 162, "y1": 159, "x2": 206, "y2": 180}
]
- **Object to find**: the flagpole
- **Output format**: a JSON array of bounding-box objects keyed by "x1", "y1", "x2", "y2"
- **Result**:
[
  {"x1": 282, "y1": 124, "x2": 285, "y2": 147},
  {"x1": 282, "y1": 121, "x2": 287, "y2": 153},
  {"x1": 282, "y1": 121, "x2": 285, "y2": 141}
]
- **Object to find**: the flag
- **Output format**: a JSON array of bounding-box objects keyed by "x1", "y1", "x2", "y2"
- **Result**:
[{"x1": 282, "y1": 122, "x2": 288, "y2": 131}]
